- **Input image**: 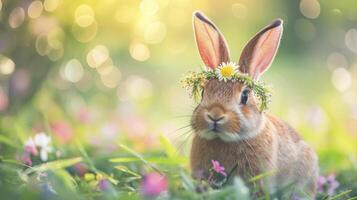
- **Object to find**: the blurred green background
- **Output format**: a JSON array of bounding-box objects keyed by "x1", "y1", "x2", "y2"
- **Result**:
[{"x1": 0, "y1": 0, "x2": 357, "y2": 190}]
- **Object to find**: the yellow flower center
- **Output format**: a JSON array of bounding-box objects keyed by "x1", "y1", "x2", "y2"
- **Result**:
[{"x1": 220, "y1": 65, "x2": 235, "y2": 78}]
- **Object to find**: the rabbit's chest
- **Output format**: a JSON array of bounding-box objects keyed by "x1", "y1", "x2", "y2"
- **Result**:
[{"x1": 190, "y1": 136, "x2": 273, "y2": 179}]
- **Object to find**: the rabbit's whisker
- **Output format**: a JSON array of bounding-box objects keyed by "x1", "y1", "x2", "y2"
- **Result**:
[{"x1": 176, "y1": 130, "x2": 193, "y2": 154}]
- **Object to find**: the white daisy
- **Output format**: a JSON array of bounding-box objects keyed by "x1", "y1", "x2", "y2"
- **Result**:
[
  {"x1": 215, "y1": 62, "x2": 239, "y2": 82},
  {"x1": 34, "y1": 132, "x2": 53, "y2": 161}
]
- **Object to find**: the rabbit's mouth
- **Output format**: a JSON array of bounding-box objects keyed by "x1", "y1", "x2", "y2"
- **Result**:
[
  {"x1": 197, "y1": 129, "x2": 259, "y2": 142},
  {"x1": 208, "y1": 120, "x2": 223, "y2": 133},
  {"x1": 197, "y1": 129, "x2": 242, "y2": 142},
  {"x1": 196, "y1": 116, "x2": 265, "y2": 142}
]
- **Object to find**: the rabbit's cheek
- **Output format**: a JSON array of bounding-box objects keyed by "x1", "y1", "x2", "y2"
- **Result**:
[
  {"x1": 221, "y1": 111, "x2": 241, "y2": 132},
  {"x1": 192, "y1": 107, "x2": 210, "y2": 131},
  {"x1": 241, "y1": 105, "x2": 252, "y2": 118}
]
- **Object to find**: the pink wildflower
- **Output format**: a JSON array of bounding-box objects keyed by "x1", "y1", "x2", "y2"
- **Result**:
[
  {"x1": 20, "y1": 152, "x2": 32, "y2": 166},
  {"x1": 51, "y1": 121, "x2": 73, "y2": 143},
  {"x1": 74, "y1": 162, "x2": 88, "y2": 177},
  {"x1": 76, "y1": 106, "x2": 91, "y2": 123},
  {"x1": 140, "y1": 172, "x2": 168, "y2": 198},
  {"x1": 211, "y1": 160, "x2": 227, "y2": 176},
  {"x1": 24, "y1": 138, "x2": 38, "y2": 156}
]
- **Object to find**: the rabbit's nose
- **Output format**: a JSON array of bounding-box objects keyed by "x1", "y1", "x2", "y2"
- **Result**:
[
  {"x1": 206, "y1": 113, "x2": 225, "y2": 123},
  {"x1": 204, "y1": 106, "x2": 227, "y2": 125}
]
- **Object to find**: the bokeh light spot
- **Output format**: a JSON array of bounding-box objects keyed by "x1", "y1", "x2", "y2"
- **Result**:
[
  {"x1": 75, "y1": 4, "x2": 95, "y2": 27},
  {"x1": 96, "y1": 63, "x2": 113, "y2": 75},
  {"x1": 44, "y1": 0, "x2": 60, "y2": 12},
  {"x1": 48, "y1": 44, "x2": 64, "y2": 61},
  {"x1": 46, "y1": 27, "x2": 65, "y2": 61},
  {"x1": 144, "y1": 21, "x2": 167, "y2": 44},
  {"x1": 345, "y1": 29, "x2": 357, "y2": 54},
  {"x1": 86, "y1": 45, "x2": 109, "y2": 68},
  {"x1": 327, "y1": 52, "x2": 347, "y2": 71},
  {"x1": 115, "y1": 6, "x2": 136, "y2": 23},
  {"x1": 35, "y1": 35, "x2": 50, "y2": 56},
  {"x1": 299, "y1": 0, "x2": 320, "y2": 19},
  {"x1": 64, "y1": 59, "x2": 84, "y2": 83},
  {"x1": 130, "y1": 42, "x2": 150, "y2": 62},
  {"x1": 119, "y1": 75, "x2": 153, "y2": 101},
  {"x1": 100, "y1": 66, "x2": 121, "y2": 88},
  {"x1": 140, "y1": 0, "x2": 159, "y2": 16},
  {"x1": 332, "y1": 67, "x2": 352, "y2": 92},
  {"x1": 9, "y1": 7, "x2": 25, "y2": 28},
  {"x1": 72, "y1": 20, "x2": 98, "y2": 43},
  {"x1": 0, "y1": 55, "x2": 15, "y2": 75},
  {"x1": 28, "y1": 1, "x2": 43, "y2": 19},
  {"x1": 231, "y1": 3, "x2": 248, "y2": 19}
]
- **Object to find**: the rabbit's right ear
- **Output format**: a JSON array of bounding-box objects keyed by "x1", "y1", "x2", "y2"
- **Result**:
[{"x1": 193, "y1": 11, "x2": 230, "y2": 69}]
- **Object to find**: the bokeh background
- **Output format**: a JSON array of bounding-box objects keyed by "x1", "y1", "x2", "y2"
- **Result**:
[{"x1": 1, "y1": 0, "x2": 357, "y2": 198}]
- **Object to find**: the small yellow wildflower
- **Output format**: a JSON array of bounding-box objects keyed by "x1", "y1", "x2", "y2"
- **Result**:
[{"x1": 84, "y1": 173, "x2": 95, "y2": 182}]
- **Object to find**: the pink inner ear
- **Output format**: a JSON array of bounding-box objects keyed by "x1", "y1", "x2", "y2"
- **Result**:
[
  {"x1": 250, "y1": 27, "x2": 282, "y2": 79},
  {"x1": 193, "y1": 12, "x2": 230, "y2": 69},
  {"x1": 194, "y1": 22, "x2": 221, "y2": 69}
]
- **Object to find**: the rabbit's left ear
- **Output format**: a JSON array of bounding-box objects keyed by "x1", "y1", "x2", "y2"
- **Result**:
[
  {"x1": 239, "y1": 19, "x2": 283, "y2": 80},
  {"x1": 193, "y1": 11, "x2": 230, "y2": 69}
]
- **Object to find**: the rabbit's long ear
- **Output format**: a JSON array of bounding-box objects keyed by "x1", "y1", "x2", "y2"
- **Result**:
[
  {"x1": 193, "y1": 11, "x2": 230, "y2": 69},
  {"x1": 239, "y1": 19, "x2": 283, "y2": 80}
]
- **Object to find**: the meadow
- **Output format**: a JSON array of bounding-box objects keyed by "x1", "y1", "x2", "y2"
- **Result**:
[{"x1": 0, "y1": 0, "x2": 357, "y2": 199}]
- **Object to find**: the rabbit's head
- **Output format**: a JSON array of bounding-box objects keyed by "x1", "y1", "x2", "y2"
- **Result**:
[{"x1": 191, "y1": 11, "x2": 283, "y2": 142}]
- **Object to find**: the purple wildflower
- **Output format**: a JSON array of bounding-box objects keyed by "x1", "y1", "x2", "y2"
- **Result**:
[
  {"x1": 98, "y1": 179, "x2": 111, "y2": 191},
  {"x1": 317, "y1": 174, "x2": 339, "y2": 196},
  {"x1": 291, "y1": 193, "x2": 300, "y2": 200},
  {"x1": 326, "y1": 174, "x2": 339, "y2": 196},
  {"x1": 211, "y1": 160, "x2": 227, "y2": 176},
  {"x1": 317, "y1": 175, "x2": 327, "y2": 193}
]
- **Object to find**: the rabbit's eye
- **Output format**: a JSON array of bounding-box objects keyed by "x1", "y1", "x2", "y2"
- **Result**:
[
  {"x1": 201, "y1": 89, "x2": 204, "y2": 98},
  {"x1": 240, "y1": 89, "x2": 250, "y2": 105}
]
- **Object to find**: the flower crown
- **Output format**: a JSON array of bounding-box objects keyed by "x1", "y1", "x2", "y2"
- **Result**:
[{"x1": 180, "y1": 62, "x2": 272, "y2": 112}]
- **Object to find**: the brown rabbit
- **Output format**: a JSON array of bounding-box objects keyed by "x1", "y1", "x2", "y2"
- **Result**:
[{"x1": 189, "y1": 11, "x2": 319, "y2": 199}]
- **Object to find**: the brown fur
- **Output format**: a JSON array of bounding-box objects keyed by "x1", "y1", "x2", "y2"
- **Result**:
[
  {"x1": 191, "y1": 110, "x2": 318, "y2": 198},
  {"x1": 190, "y1": 11, "x2": 319, "y2": 199}
]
